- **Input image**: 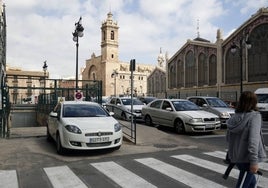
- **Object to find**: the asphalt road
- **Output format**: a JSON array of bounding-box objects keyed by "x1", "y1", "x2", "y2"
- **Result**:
[{"x1": 0, "y1": 121, "x2": 267, "y2": 188}]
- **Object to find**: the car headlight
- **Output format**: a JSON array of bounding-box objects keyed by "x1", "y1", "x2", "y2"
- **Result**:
[
  {"x1": 219, "y1": 112, "x2": 230, "y2": 118},
  {"x1": 65, "y1": 125, "x2": 82, "y2": 134},
  {"x1": 114, "y1": 123, "x2": 122, "y2": 132},
  {"x1": 215, "y1": 117, "x2": 220, "y2": 122},
  {"x1": 189, "y1": 118, "x2": 203, "y2": 123}
]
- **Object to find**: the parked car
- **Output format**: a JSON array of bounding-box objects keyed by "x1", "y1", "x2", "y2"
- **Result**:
[
  {"x1": 187, "y1": 96, "x2": 235, "y2": 127},
  {"x1": 141, "y1": 99, "x2": 221, "y2": 133},
  {"x1": 105, "y1": 97, "x2": 145, "y2": 120},
  {"x1": 137, "y1": 96, "x2": 157, "y2": 104},
  {"x1": 255, "y1": 88, "x2": 268, "y2": 120},
  {"x1": 47, "y1": 101, "x2": 122, "y2": 154}
]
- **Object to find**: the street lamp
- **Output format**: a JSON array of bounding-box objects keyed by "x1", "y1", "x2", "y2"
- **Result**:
[
  {"x1": 72, "y1": 17, "x2": 84, "y2": 91},
  {"x1": 42, "y1": 61, "x2": 48, "y2": 94},
  {"x1": 111, "y1": 70, "x2": 118, "y2": 96},
  {"x1": 230, "y1": 33, "x2": 251, "y2": 95}
]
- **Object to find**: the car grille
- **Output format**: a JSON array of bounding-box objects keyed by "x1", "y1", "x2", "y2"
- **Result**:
[
  {"x1": 134, "y1": 110, "x2": 141, "y2": 113},
  {"x1": 86, "y1": 142, "x2": 112, "y2": 147},
  {"x1": 85, "y1": 132, "x2": 113, "y2": 136},
  {"x1": 203, "y1": 118, "x2": 216, "y2": 122}
]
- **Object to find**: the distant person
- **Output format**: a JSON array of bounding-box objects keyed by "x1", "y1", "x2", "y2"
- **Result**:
[{"x1": 226, "y1": 91, "x2": 266, "y2": 187}]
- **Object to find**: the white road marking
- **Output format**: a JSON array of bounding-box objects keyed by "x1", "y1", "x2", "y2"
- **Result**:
[
  {"x1": 91, "y1": 161, "x2": 157, "y2": 188},
  {"x1": 173, "y1": 154, "x2": 268, "y2": 188},
  {"x1": 0, "y1": 170, "x2": 18, "y2": 188},
  {"x1": 44, "y1": 165, "x2": 87, "y2": 188},
  {"x1": 135, "y1": 157, "x2": 226, "y2": 188}
]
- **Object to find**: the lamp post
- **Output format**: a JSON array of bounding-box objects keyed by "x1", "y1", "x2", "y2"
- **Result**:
[
  {"x1": 42, "y1": 61, "x2": 48, "y2": 94},
  {"x1": 111, "y1": 70, "x2": 118, "y2": 96},
  {"x1": 231, "y1": 33, "x2": 251, "y2": 95},
  {"x1": 72, "y1": 17, "x2": 84, "y2": 92}
]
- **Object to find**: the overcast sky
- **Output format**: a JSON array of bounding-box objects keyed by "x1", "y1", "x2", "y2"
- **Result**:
[{"x1": 3, "y1": 0, "x2": 268, "y2": 79}]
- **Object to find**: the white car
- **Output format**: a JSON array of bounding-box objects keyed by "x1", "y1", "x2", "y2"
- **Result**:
[
  {"x1": 105, "y1": 97, "x2": 145, "y2": 120},
  {"x1": 47, "y1": 101, "x2": 122, "y2": 154},
  {"x1": 141, "y1": 99, "x2": 221, "y2": 133}
]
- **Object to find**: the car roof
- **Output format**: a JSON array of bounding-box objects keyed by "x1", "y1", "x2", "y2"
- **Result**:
[
  {"x1": 61, "y1": 101, "x2": 99, "y2": 106},
  {"x1": 158, "y1": 99, "x2": 188, "y2": 102},
  {"x1": 187, "y1": 96, "x2": 218, "y2": 99}
]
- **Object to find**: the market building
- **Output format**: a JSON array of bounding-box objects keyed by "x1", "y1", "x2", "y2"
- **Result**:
[{"x1": 165, "y1": 7, "x2": 268, "y2": 102}]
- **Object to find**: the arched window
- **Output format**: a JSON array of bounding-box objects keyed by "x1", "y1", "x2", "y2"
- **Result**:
[
  {"x1": 111, "y1": 31, "x2": 114, "y2": 40},
  {"x1": 198, "y1": 53, "x2": 207, "y2": 86},
  {"x1": 248, "y1": 23, "x2": 268, "y2": 82},
  {"x1": 169, "y1": 63, "x2": 176, "y2": 88},
  {"x1": 177, "y1": 60, "x2": 184, "y2": 88},
  {"x1": 225, "y1": 48, "x2": 240, "y2": 84},
  {"x1": 209, "y1": 54, "x2": 217, "y2": 85},
  {"x1": 103, "y1": 31, "x2": 106, "y2": 41},
  {"x1": 185, "y1": 51, "x2": 196, "y2": 87}
]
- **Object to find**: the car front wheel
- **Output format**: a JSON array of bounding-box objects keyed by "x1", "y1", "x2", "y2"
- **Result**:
[
  {"x1": 121, "y1": 112, "x2": 127, "y2": 121},
  {"x1": 56, "y1": 134, "x2": 65, "y2": 155},
  {"x1": 46, "y1": 126, "x2": 53, "y2": 142},
  {"x1": 174, "y1": 119, "x2": 185, "y2": 134}
]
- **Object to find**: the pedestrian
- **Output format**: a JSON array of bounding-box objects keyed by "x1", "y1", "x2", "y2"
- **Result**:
[{"x1": 226, "y1": 91, "x2": 267, "y2": 188}]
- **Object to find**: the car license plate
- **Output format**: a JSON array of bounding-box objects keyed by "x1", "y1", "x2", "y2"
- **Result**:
[
  {"x1": 89, "y1": 137, "x2": 109, "y2": 143},
  {"x1": 206, "y1": 124, "x2": 214, "y2": 128}
]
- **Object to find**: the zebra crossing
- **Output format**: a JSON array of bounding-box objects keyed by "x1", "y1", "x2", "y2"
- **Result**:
[{"x1": 0, "y1": 150, "x2": 267, "y2": 188}]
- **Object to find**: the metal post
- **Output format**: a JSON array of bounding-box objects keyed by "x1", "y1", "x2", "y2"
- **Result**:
[
  {"x1": 239, "y1": 39, "x2": 243, "y2": 95},
  {"x1": 75, "y1": 39, "x2": 79, "y2": 92}
]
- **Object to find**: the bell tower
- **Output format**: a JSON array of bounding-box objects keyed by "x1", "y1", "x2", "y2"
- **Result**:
[{"x1": 101, "y1": 12, "x2": 119, "y2": 63}]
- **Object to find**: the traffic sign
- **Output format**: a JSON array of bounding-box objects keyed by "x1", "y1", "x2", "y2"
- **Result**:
[{"x1": 75, "y1": 92, "x2": 83, "y2": 100}]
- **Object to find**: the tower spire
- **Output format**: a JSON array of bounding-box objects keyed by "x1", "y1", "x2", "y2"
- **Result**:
[{"x1": 197, "y1": 19, "x2": 200, "y2": 38}]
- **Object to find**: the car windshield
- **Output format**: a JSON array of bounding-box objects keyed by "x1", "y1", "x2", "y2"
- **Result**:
[
  {"x1": 121, "y1": 98, "x2": 144, "y2": 105},
  {"x1": 256, "y1": 94, "x2": 268, "y2": 103},
  {"x1": 206, "y1": 98, "x2": 228, "y2": 107},
  {"x1": 63, "y1": 104, "x2": 109, "y2": 117},
  {"x1": 172, "y1": 101, "x2": 200, "y2": 111}
]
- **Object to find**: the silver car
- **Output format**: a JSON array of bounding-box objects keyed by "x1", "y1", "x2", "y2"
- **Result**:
[
  {"x1": 141, "y1": 99, "x2": 221, "y2": 133},
  {"x1": 105, "y1": 97, "x2": 145, "y2": 120},
  {"x1": 187, "y1": 96, "x2": 235, "y2": 127}
]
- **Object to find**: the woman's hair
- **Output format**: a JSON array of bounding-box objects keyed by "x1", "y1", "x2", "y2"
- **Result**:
[{"x1": 236, "y1": 91, "x2": 258, "y2": 113}]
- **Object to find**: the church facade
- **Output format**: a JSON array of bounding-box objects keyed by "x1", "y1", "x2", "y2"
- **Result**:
[{"x1": 82, "y1": 12, "x2": 155, "y2": 97}]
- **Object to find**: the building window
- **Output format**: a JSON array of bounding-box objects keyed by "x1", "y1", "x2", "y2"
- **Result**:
[
  {"x1": 103, "y1": 31, "x2": 106, "y2": 41},
  {"x1": 111, "y1": 31, "x2": 114, "y2": 40},
  {"x1": 248, "y1": 23, "x2": 268, "y2": 82},
  {"x1": 185, "y1": 50, "x2": 196, "y2": 87},
  {"x1": 111, "y1": 54, "x2": 114, "y2": 58},
  {"x1": 198, "y1": 53, "x2": 207, "y2": 86},
  {"x1": 209, "y1": 54, "x2": 217, "y2": 85},
  {"x1": 177, "y1": 60, "x2": 184, "y2": 88}
]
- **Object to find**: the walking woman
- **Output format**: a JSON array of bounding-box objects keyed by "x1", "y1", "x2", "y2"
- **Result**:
[{"x1": 226, "y1": 91, "x2": 267, "y2": 187}]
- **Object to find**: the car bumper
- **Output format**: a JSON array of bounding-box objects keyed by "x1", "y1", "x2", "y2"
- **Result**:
[
  {"x1": 186, "y1": 123, "x2": 221, "y2": 132},
  {"x1": 60, "y1": 129, "x2": 123, "y2": 150}
]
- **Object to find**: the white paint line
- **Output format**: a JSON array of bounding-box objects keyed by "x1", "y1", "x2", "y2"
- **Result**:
[
  {"x1": 135, "y1": 158, "x2": 226, "y2": 188},
  {"x1": 0, "y1": 170, "x2": 18, "y2": 188},
  {"x1": 44, "y1": 165, "x2": 87, "y2": 188},
  {"x1": 173, "y1": 154, "x2": 268, "y2": 188},
  {"x1": 91, "y1": 161, "x2": 156, "y2": 188},
  {"x1": 204, "y1": 151, "x2": 268, "y2": 175}
]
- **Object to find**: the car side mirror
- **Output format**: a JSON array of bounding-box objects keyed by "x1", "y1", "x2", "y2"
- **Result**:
[
  {"x1": 166, "y1": 107, "x2": 172, "y2": 111},
  {"x1": 50, "y1": 112, "x2": 58, "y2": 118},
  {"x1": 202, "y1": 104, "x2": 208, "y2": 107}
]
